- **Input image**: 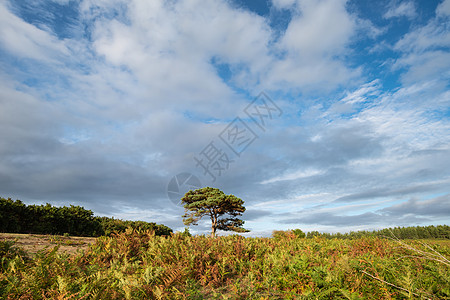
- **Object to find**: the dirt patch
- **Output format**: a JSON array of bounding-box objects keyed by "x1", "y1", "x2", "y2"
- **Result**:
[{"x1": 0, "y1": 233, "x2": 97, "y2": 255}]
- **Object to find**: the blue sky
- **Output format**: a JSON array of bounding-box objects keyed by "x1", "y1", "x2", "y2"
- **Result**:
[{"x1": 0, "y1": 0, "x2": 449, "y2": 236}]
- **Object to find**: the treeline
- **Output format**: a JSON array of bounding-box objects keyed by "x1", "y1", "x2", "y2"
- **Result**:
[
  {"x1": 97, "y1": 217, "x2": 172, "y2": 236},
  {"x1": 274, "y1": 225, "x2": 450, "y2": 240},
  {"x1": 0, "y1": 197, "x2": 172, "y2": 237}
]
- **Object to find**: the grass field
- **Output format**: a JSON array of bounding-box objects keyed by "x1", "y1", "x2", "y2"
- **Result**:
[{"x1": 1, "y1": 230, "x2": 449, "y2": 299}]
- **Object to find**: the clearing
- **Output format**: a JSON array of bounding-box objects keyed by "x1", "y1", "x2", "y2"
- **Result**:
[{"x1": 0, "y1": 232, "x2": 96, "y2": 255}]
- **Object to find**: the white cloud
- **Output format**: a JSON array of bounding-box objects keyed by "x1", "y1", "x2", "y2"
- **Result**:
[
  {"x1": 437, "y1": 0, "x2": 450, "y2": 17},
  {"x1": 0, "y1": 2, "x2": 68, "y2": 61},
  {"x1": 271, "y1": 0, "x2": 296, "y2": 10},
  {"x1": 394, "y1": 51, "x2": 450, "y2": 84},
  {"x1": 83, "y1": 0, "x2": 274, "y2": 118},
  {"x1": 261, "y1": 168, "x2": 324, "y2": 184},
  {"x1": 394, "y1": 22, "x2": 450, "y2": 54},
  {"x1": 280, "y1": 0, "x2": 354, "y2": 56},
  {"x1": 383, "y1": 1, "x2": 416, "y2": 19},
  {"x1": 392, "y1": 4, "x2": 450, "y2": 84},
  {"x1": 323, "y1": 80, "x2": 381, "y2": 116},
  {"x1": 263, "y1": 0, "x2": 362, "y2": 92},
  {"x1": 50, "y1": 0, "x2": 71, "y2": 4},
  {"x1": 80, "y1": 0, "x2": 374, "y2": 98},
  {"x1": 340, "y1": 80, "x2": 381, "y2": 104},
  {"x1": 92, "y1": 0, "x2": 272, "y2": 70}
]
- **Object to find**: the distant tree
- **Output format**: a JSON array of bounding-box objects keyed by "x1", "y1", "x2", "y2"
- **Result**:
[
  {"x1": 181, "y1": 187, "x2": 249, "y2": 238},
  {"x1": 306, "y1": 231, "x2": 320, "y2": 238},
  {"x1": 292, "y1": 229, "x2": 306, "y2": 238},
  {"x1": 272, "y1": 230, "x2": 288, "y2": 239},
  {"x1": 181, "y1": 227, "x2": 192, "y2": 237}
]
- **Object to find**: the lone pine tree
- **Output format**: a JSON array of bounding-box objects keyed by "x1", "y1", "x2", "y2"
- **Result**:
[{"x1": 181, "y1": 187, "x2": 249, "y2": 237}]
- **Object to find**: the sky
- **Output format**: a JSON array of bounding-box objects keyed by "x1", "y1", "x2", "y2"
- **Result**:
[{"x1": 0, "y1": 0, "x2": 449, "y2": 236}]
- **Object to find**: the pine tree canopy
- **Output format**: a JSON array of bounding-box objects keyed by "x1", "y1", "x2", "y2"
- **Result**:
[{"x1": 181, "y1": 187, "x2": 249, "y2": 237}]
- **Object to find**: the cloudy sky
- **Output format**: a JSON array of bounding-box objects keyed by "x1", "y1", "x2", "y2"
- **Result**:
[{"x1": 1, "y1": 0, "x2": 449, "y2": 236}]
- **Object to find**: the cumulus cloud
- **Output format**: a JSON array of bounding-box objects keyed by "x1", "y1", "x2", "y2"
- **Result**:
[
  {"x1": 264, "y1": 0, "x2": 362, "y2": 92},
  {"x1": 280, "y1": 0, "x2": 355, "y2": 56}
]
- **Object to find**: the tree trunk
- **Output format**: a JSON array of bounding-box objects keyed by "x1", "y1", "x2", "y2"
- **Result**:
[{"x1": 210, "y1": 208, "x2": 218, "y2": 238}]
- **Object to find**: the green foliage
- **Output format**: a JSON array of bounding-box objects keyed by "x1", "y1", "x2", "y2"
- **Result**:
[
  {"x1": 292, "y1": 229, "x2": 306, "y2": 238},
  {"x1": 272, "y1": 230, "x2": 293, "y2": 239},
  {"x1": 181, "y1": 187, "x2": 249, "y2": 237},
  {"x1": 272, "y1": 229, "x2": 305, "y2": 239},
  {"x1": 181, "y1": 227, "x2": 192, "y2": 237},
  {"x1": 294, "y1": 225, "x2": 450, "y2": 240},
  {"x1": 0, "y1": 230, "x2": 448, "y2": 299},
  {"x1": 0, "y1": 197, "x2": 172, "y2": 237},
  {"x1": 0, "y1": 241, "x2": 29, "y2": 272},
  {"x1": 307, "y1": 230, "x2": 321, "y2": 238},
  {"x1": 96, "y1": 217, "x2": 172, "y2": 237},
  {"x1": 0, "y1": 197, "x2": 102, "y2": 236}
]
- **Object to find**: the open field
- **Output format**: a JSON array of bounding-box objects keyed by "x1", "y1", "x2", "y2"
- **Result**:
[
  {"x1": 1, "y1": 231, "x2": 449, "y2": 299},
  {"x1": 0, "y1": 233, "x2": 97, "y2": 255}
]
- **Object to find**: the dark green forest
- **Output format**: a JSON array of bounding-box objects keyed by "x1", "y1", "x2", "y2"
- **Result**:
[{"x1": 0, "y1": 197, "x2": 172, "y2": 237}]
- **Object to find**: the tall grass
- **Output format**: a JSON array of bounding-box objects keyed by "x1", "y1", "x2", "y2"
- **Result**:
[{"x1": 1, "y1": 229, "x2": 448, "y2": 299}]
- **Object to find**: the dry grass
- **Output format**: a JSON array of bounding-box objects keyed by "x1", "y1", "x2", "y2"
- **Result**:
[{"x1": 0, "y1": 233, "x2": 96, "y2": 255}]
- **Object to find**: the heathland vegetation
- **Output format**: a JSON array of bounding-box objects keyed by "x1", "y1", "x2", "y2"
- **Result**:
[
  {"x1": 0, "y1": 230, "x2": 448, "y2": 299},
  {"x1": 0, "y1": 196, "x2": 449, "y2": 299}
]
